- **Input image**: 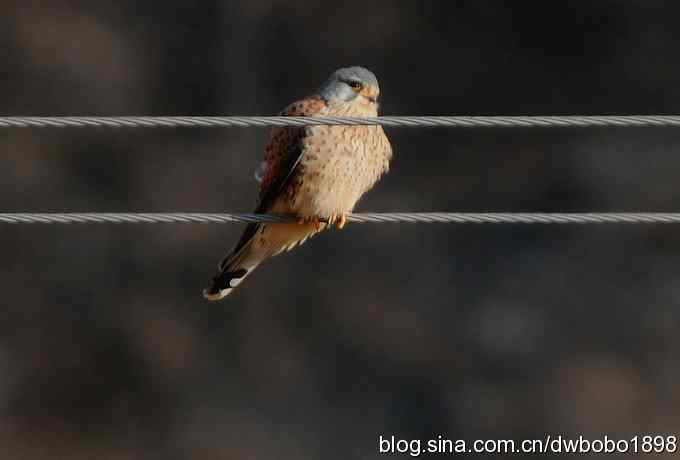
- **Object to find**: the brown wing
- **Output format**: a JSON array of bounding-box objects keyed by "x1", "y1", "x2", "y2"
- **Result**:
[
  {"x1": 257, "y1": 96, "x2": 327, "y2": 209},
  {"x1": 219, "y1": 96, "x2": 326, "y2": 269}
]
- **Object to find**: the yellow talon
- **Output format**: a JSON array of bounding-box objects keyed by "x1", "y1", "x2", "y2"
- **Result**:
[
  {"x1": 298, "y1": 215, "x2": 345, "y2": 231},
  {"x1": 298, "y1": 215, "x2": 322, "y2": 230},
  {"x1": 337, "y1": 213, "x2": 348, "y2": 229}
]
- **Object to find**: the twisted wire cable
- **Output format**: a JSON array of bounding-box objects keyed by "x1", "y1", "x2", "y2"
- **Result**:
[
  {"x1": 4, "y1": 117, "x2": 680, "y2": 226},
  {"x1": 2, "y1": 115, "x2": 680, "y2": 128},
  {"x1": 2, "y1": 212, "x2": 680, "y2": 224}
]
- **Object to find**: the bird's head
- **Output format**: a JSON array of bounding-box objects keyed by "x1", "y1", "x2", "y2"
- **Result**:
[{"x1": 318, "y1": 66, "x2": 380, "y2": 110}]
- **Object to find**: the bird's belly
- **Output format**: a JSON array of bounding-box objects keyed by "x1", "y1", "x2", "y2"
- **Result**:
[
  {"x1": 292, "y1": 156, "x2": 367, "y2": 218},
  {"x1": 287, "y1": 124, "x2": 390, "y2": 219},
  {"x1": 307, "y1": 184, "x2": 361, "y2": 217}
]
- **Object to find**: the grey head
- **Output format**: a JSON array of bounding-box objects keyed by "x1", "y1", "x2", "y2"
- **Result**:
[{"x1": 318, "y1": 66, "x2": 380, "y2": 104}]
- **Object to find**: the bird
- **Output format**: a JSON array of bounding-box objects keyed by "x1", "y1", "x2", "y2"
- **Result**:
[{"x1": 203, "y1": 66, "x2": 393, "y2": 300}]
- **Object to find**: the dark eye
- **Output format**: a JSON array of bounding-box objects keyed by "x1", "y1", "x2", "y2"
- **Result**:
[{"x1": 348, "y1": 81, "x2": 363, "y2": 91}]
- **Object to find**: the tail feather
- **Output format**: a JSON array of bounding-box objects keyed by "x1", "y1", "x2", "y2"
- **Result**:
[
  {"x1": 203, "y1": 267, "x2": 253, "y2": 301},
  {"x1": 203, "y1": 220, "x2": 323, "y2": 301},
  {"x1": 203, "y1": 224, "x2": 263, "y2": 301},
  {"x1": 203, "y1": 252, "x2": 261, "y2": 300}
]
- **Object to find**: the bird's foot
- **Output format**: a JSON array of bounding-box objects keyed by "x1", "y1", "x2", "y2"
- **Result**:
[
  {"x1": 337, "y1": 213, "x2": 348, "y2": 229},
  {"x1": 328, "y1": 213, "x2": 337, "y2": 226},
  {"x1": 327, "y1": 212, "x2": 348, "y2": 229},
  {"x1": 297, "y1": 215, "x2": 323, "y2": 231}
]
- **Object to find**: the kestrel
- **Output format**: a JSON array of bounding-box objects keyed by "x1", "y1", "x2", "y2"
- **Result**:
[{"x1": 203, "y1": 66, "x2": 393, "y2": 300}]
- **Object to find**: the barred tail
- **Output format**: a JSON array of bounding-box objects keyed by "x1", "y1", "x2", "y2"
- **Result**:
[
  {"x1": 203, "y1": 224, "x2": 263, "y2": 301},
  {"x1": 202, "y1": 220, "x2": 323, "y2": 301}
]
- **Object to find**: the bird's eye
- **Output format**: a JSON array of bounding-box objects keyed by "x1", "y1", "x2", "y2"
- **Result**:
[{"x1": 348, "y1": 81, "x2": 363, "y2": 92}]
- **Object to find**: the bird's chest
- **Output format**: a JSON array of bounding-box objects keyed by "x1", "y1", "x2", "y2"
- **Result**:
[{"x1": 290, "y1": 125, "x2": 385, "y2": 216}]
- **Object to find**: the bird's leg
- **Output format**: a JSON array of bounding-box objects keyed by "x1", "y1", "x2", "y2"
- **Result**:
[
  {"x1": 337, "y1": 213, "x2": 348, "y2": 230},
  {"x1": 328, "y1": 213, "x2": 337, "y2": 227},
  {"x1": 297, "y1": 215, "x2": 323, "y2": 231}
]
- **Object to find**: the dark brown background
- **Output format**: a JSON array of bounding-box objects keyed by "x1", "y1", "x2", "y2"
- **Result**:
[{"x1": 1, "y1": 2, "x2": 680, "y2": 459}]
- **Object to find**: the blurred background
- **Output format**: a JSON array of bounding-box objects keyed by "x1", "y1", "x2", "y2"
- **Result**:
[{"x1": 1, "y1": 1, "x2": 680, "y2": 458}]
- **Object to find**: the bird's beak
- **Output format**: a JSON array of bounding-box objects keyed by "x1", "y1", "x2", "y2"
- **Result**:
[{"x1": 360, "y1": 85, "x2": 379, "y2": 105}]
